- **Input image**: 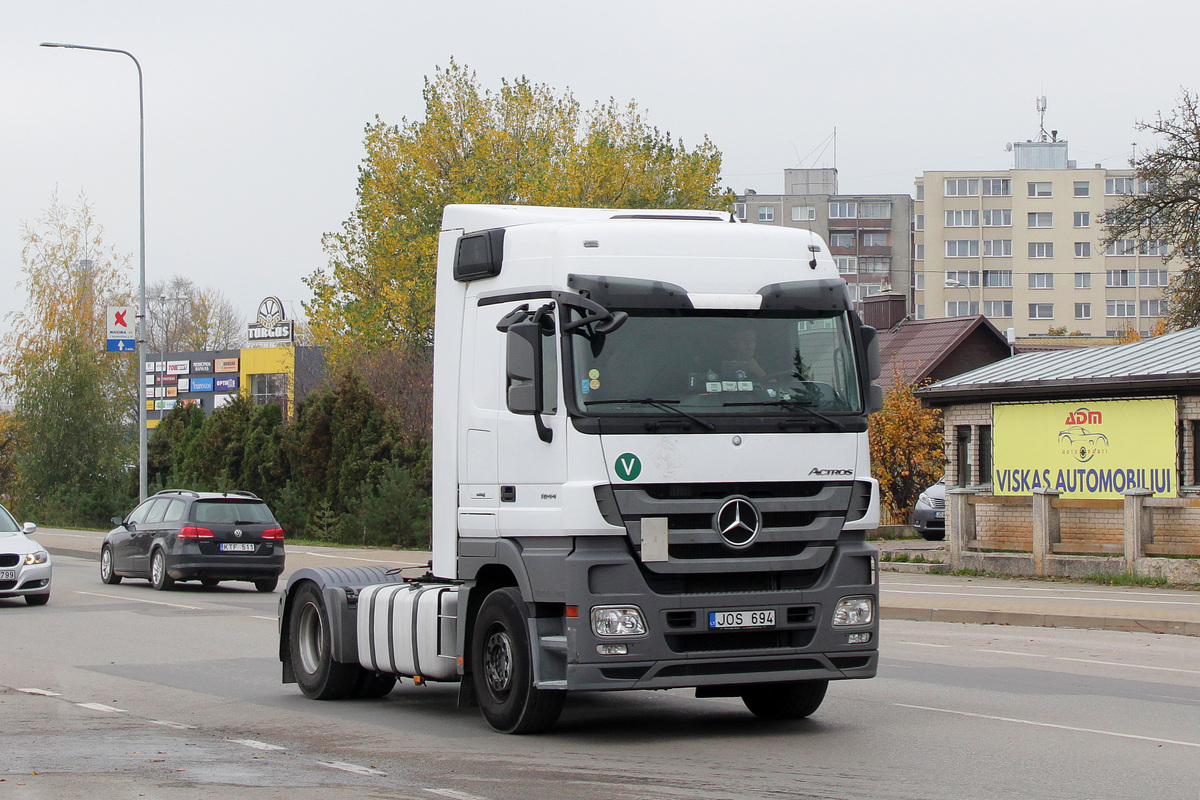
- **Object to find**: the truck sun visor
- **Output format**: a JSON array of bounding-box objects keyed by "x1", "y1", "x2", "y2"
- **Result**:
[
  {"x1": 567, "y1": 274, "x2": 693, "y2": 309},
  {"x1": 757, "y1": 279, "x2": 852, "y2": 312}
]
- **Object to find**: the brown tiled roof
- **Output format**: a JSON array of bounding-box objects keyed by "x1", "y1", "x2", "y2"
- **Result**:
[{"x1": 876, "y1": 316, "x2": 1009, "y2": 391}]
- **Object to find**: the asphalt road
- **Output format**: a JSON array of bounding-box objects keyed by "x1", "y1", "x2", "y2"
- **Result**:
[{"x1": 3, "y1": 549, "x2": 1199, "y2": 800}]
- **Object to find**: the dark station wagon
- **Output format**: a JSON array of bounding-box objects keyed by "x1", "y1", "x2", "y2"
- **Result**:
[{"x1": 101, "y1": 490, "x2": 285, "y2": 592}]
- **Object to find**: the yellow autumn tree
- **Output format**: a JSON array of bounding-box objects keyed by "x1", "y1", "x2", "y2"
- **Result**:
[
  {"x1": 868, "y1": 366, "x2": 944, "y2": 524},
  {"x1": 306, "y1": 61, "x2": 731, "y2": 361}
]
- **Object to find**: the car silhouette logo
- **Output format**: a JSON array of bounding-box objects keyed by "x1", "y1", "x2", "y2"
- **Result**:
[
  {"x1": 714, "y1": 497, "x2": 761, "y2": 548},
  {"x1": 1058, "y1": 426, "x2": 1109, "y2": 463}
]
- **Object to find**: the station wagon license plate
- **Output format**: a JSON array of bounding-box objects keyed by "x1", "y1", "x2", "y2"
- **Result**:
[
  {"x1": 0, "y1": 569, "x2": 15, "y2": 580},
  {"x1": 709, "y1": 610, "x2": 775, "y2": 629},
  {"x1": 219, "y1": 543, "x2": 256, "y2": 552}
]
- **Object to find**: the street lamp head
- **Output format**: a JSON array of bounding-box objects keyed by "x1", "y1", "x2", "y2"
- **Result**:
[{"x1": 944, "y1": 279, "x2": 964, "y2": 289}]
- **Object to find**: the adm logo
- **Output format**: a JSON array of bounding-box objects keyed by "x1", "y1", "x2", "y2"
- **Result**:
[
  {"x1": 1059, "y1": 407, "x2": 1109, "y2": 463},
  {"x1": 810, "y1": 467, "x2": 853, "y2": 476}
]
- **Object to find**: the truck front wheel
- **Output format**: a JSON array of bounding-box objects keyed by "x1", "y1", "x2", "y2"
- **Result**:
[
  {"x1": 471, "y1": 587, "x2": 564, "y2": 734},
  {"x1": 289, "y1": 582, "x2": 359, "y2": 700},
  {"x1": 741, "y1": 679, "x2": 828, "y2": 719}
]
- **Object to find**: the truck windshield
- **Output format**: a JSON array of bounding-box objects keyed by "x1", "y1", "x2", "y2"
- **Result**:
[{"x1": 569, "y1": 310, "x2": 863, "y2": 417}]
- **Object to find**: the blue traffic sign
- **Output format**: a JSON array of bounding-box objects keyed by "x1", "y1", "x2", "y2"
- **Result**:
[{"x1": 107, "y1": 339, "x2": 136, "y2": 352}]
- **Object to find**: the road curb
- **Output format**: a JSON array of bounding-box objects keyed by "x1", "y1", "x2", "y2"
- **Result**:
[{"x1": 882, "y1": 606, "x2": 1200, "y2": 637}]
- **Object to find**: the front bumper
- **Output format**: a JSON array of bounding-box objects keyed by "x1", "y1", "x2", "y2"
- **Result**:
[{"x1": 0, "y1": 560, "x2": 52, "y2": 598}]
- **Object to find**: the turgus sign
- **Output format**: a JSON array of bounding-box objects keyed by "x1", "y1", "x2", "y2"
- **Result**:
[{"x1": 246, "y1": 296, "x2": 293, "y2": 343}]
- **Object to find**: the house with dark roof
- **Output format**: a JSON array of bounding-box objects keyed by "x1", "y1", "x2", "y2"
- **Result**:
[
  {"x1": 875, "y1": 315, "x2": 1012, "y2": 392},
  {"x1": 915, "y1": 328, "x2": 1200, "y2": 583}
]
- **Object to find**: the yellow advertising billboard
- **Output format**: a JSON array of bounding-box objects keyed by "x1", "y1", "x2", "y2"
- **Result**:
[{"x1": 993, "y1": 398, "x2": 1177, "y2": 498}]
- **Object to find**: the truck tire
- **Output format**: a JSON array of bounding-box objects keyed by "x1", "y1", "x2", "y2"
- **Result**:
[
  {"x1": 741, "y1": 679, "x2": 828, "y2": 719},
  {"x1": 471, "y1": 587, "x2": 564, "y2": 734},
  {"x1": 289, "y1": 582, "x2": 359, "y2": 700}
]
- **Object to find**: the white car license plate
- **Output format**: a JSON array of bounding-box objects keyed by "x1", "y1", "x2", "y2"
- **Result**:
[
  {"x1": 709, "y1": 610, "x2": 775, "y2": 629},
  {"x1": 219, "y1": 543, "x2": 256, "y2": 552},
  {"x1": 0, "y1": 569, "x2": 15, "y2": 580},
  {"x1": 934, "y1": 511, "x2": 945, "y2": 518}
]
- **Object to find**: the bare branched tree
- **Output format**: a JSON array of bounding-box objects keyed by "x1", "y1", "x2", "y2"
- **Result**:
[{"x1": 144, "y1": 276, "x2": 244, "y2": 352}]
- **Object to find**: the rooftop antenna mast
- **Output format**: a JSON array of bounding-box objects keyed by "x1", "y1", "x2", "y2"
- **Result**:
[{"x1": 1036, "y1": 96, "x2": 1049, "y2": 142}]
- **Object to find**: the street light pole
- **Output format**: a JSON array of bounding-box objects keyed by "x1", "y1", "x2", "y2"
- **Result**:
[
  {"x1": 944, "y1": 279, "x2": 975, "y2": 317},
  {"x1": 42, "y1": 42, "x2": 148, "y2": 502}
]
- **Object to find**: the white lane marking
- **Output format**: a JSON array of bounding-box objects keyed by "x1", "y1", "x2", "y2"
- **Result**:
[
  {"x1": 230, "y1": 739, "x2": 287, "y2": 751},
  {"x1": 149, "y1": 720, "x2": 197, "y2": 730},
  {"x1": 251, "y1": 615, "x2": 276, "y2": 621},
  {"x1": 426, "y1": 789, "x2": 491, "y2": 800},
  {"x1": 302, "y1": 552, "x2": 426, "y2": 567},
  {"x1": 77, "y1": 702, "x2": 126, "y2": 713},
  {"x1": 17, "y1": 688, "x2": 62, "y2": 696},
  {"x1": 895, "y1": 641, "x2": 1200, "y2": 676},
  {"x1": 883, "y1": 588, "x2": 1200, "y2": 607},
  {"x1": 896, "y1": 704, "x2": 1200, "y2": 749},
  {"x1": 318, "y1": 760, "x2": 387, "y2": 776},
  {"x1": 898, "y1": 642, "x2": 952, "y2": 648},
  {"x1": 76, "y1": 591, "x2": 203, "y2": 610},
  {"x1": 885, "y1": 581, "x2": 1200, "y2": 603}
]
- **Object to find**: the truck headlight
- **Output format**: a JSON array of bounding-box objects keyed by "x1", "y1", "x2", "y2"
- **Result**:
[
  {"x1": 590, "y1": 605, "x2": 647, "y2": 637},
  {"x1": 832, "y1": 596, "x2": 874, "y2": 627},
  {"x1": 24, "y1": 550, "x2": 49, "y2": 566}
]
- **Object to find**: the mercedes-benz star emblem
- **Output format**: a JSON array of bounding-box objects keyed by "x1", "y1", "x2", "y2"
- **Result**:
[
  {"x1": 714, "y1": 497, "x2": 761, "y2": 548},
  {"x1": 234, "y1": 529, "x2": 243, "y2": 538}
]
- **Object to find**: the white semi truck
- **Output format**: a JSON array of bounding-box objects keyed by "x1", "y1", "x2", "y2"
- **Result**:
[{"x1": 279, "y1": 204, "x2": 883, "y2": 733}]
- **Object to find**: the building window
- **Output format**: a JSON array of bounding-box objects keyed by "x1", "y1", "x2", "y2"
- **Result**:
[
  {"x1": 1028, "y1": 242, "x2": 1054, "y2": 259},
  {"x1": 915, "y1": 243, "x2": 925, "y2": 260},
  {"x1": 829, "y1": 201, "x2": 857, "y2": 218},
  {"x1": 1107, "y1": 300, "x2": 1136, "y2": 317},
  {"x1": 859, "y1": 202, "x2": 891, "y2": 219},
  {"x1": 250, "y1": 373, "x2": 288, "y2": 409},
  {"x1": 1028, "y1": 181, "x2": 1053, "y2": 197},
  {"x1": 947, "y1": 300, "x2": 979, "y2": 317},
  {"x1": 859, "y1": 256, "x2": 891, "y2": 274},
  {"x1": 1106, "y1": 269, "x2": 1135, "y2": 287},
  {"x1": 915, "y1": 272, "x2": 925, "y2": 290},
  {"x1": 983, "y1": 300, "x2": 1012, "y2": 317},
  {"x1": 983, "y1": 269, "x2": 1012, "y2": 287},
  {"x1": 1139, "y1": 268, "x2": 1168, "y2": 287},
  {"x1": 956, "y1": 425, "x2": 972, "y2": 486},
  {"x1": 1074, "y1": 181, "x2": 1090, "y2": 197},
  {"x1": 982, "y1": 178, "x2": 1011, "y2": 197},
  {"x1": 1029, "y1": 272, "x2": 1054, "y2": 289},
  {"x1": 1075, "y1": 302, "x2": 1091, "y2": 319},
  {"x1": 945, "y1": 209, "x2": 979, "y2": 227},
  {"x1": 1028, "y1": 212, "x2": 1054, "y2": 228},
  {"x1": 1143, "y1": 239, "x2": 1169, "y2": 256},
  {"x1": 1075, "y1": 242, "x2": 1092, "y2": 258},
  {"x1": 734, "y1": 203, "x2": 746, "y2": 221},
  {"x1": 1141, "y1": 299, "x2": 1169, "y2": 316},
  {"x1": 1106, "y1": 239, "x2": 1139, "y2": 256},
  {"x1": 862, "y1": 232, "x2": 889, "y2": 247},
  {"x1": 945, "y1": 178, "x2": 979, "y2": 197},
  {"x1": 1075, "y1": 272, "x2": 1091, "y2": 289},
  {"x1": 1029, "y1": 303, "x2": 1054, "y2": 319},
  {"x1": 916, "y1": 303, "x2": 925, "y2": 319},
  {"x1": 915, "y1": 214, "x2": 924, "y2": 231},
  {"x1": 983, "y1": 239, "x2": 1012, "y2": 257},
  {"x1": 982, "y1": 209, "x2": 1012, "y2": 227},
  {"x1": 945, "y1": 270, "x2": 980, "y2": 287},
  {"x1": 946, "y1": 240, "x2": 980, "y2": 258},
  {"x1": 1073, "y1": 211, "x2": 1090, "y2": 227},
  {"x1": 916, "y1": 184, "x2": 925, "y2": 201},
  {"x1": 1106, "y1": 176, "x2": 1135, "y2": 195},
  {"x1": 758, "y1": 206, "x2": 775, "y2": 222},
  {"x1": 835, "y1": 256, "x2": 857, "y2": 274},
  {"x1": 978, "y1": 426, "x2": 993, "y2": 485},
  {"x1": 831, "y1": 233, "x2": 854, "y2": 248},
  {"x1": 791, "y1": 205, "x2": 816, "y2": 221}
]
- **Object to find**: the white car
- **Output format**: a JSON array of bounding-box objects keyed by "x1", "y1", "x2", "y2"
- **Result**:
[{"x1": 0, "y1": 504, "x2": 50, "y2": 606}]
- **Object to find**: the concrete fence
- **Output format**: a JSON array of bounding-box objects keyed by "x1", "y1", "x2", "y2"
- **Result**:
[{"x1": 947, "y1": 487, "x2": 1200, "y2": 584}]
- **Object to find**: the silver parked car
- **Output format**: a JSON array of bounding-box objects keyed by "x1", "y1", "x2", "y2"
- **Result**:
[
  {"x1": 0, "y1": 503, "x2": 51, "y2": 606},
  {"x1": 912, "y1": 478, "x2": 946, "y2": 541}
]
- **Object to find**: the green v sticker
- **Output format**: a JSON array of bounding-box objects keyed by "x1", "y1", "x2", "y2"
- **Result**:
[{"x1": 615, "y1": 453, "x2": 642, "y2": 481}]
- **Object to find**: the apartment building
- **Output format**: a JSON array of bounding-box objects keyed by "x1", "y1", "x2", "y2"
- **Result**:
[
  {"x1": 915, "y1": 140, "x2": 1169, "y2": 338},
  {"x1": 735, "y1": 169, "x2": 915, "y2": 310}
]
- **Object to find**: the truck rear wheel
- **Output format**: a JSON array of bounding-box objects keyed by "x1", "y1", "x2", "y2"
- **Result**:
[
  {"x1": 741, "y1": 679, "x2": 828, "y2": 719},
  {"x1": 289, "y1": 582, "x2": 359, "y2": 700},
  {"x1": 471, "y1": 587, "x2": 564, "y2": 734}
]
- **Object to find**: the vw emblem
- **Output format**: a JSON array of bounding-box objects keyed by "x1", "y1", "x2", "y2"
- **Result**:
[
  {"x1": 714, "y1": 497, "x2": 761, "y2": 548},
  {"x1": 234, "y1": 529, "x2": 243, "y2": 538}
]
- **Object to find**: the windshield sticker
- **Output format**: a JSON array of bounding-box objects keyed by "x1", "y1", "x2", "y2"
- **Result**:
[
  {"x1": 581, "y1": 378, "x2": 591, "y2": 395},
  {"x1": 589, "y1": 369, "x2": 600, "y2": 380},
  {"x1": 614, "y1": 453, "x2": 642, "y2": 481},
  {"x1": 706, "y1": 381, "x2": 722, "y2": 393}
]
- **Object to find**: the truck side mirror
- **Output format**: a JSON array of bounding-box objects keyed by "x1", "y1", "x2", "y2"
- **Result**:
[
  {"x1": 868, "y1": 384, "x2": 884, "y2": 414},
  {"x1": 860, "y1": 326, "x2": 881, "y2": 381},
  {"x1": 506, "y1": 320, "x2": 543, "y2": 416}
]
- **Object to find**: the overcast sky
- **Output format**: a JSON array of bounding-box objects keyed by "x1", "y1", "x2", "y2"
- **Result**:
[{"x1": 4, "y1": 1, "x2": 1199, "y2": 331}]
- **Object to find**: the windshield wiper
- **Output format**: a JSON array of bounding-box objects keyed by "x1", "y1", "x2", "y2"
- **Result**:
[
  {"x1": 585, "y1": 398, "x2": 716, "y2": 431},
  {"x1": 722, "y1": 399, "x2": 845, "y2": 431}
]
